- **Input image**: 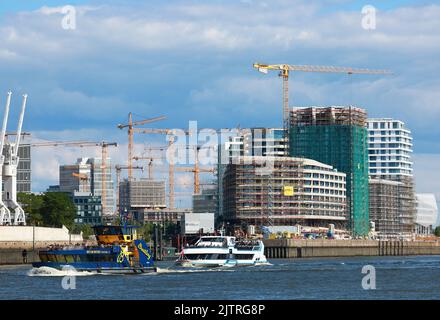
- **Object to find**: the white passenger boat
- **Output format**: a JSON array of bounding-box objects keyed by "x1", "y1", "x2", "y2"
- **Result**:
[{"x1": 176, "y1": 236, "x2": 268, "y2": 267}]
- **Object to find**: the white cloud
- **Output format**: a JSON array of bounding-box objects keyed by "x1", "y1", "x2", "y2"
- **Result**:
[{"x1": 0, "y1": 0, "x2": 438, "y2": 198}]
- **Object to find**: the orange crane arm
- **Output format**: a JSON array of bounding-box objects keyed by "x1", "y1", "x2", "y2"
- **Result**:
[
  {"x1": 72, "y1": 172, "x2": 88, "y2": 181},
  {"x1": 117, "y1": 115, "x2": 166, "y2": 129}
]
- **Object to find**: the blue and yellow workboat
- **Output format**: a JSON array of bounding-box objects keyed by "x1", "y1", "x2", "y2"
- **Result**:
[{"x1": 32, "y1": 225, "x2": 156, "y2": 274}]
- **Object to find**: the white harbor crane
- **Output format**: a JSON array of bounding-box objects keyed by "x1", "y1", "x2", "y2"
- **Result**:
[{"x1": 0, "y1": 91, "x2": 28, "y2": 225}]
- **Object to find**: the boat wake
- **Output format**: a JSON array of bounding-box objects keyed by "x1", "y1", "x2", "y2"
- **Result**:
[{"x1": 27, "y1": 267, "x2": 98, "y2": 277}]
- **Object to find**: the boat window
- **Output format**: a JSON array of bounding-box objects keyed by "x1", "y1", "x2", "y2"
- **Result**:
[
  {"x1": 65, "y1": 255, "x2": 75, "y2": 263},
  {"x1": 185, "y1": 254, "x2": 209, "y2": 260},
  {"x1": 235, "y1": 254, "x2": 254, "y2": 260},
  {"x1": 39, "y1": 254, "x2": 48, "y2": 262},
  {"x1": 55, "y1": 255, "x2": 67, "y2": 263},
  {"x1": 47, "y1": 254, "x2": 56, "y2": 262},
  {"x1": 78, "y1": 254, "x2": 88, "y2": 262},
  {"x1": 94, "y1": 226, "x2": 122, "y2": 236}
]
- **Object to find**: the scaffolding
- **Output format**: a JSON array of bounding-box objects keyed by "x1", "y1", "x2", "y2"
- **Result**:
[
  {"x1": 223, "y1": 156, "x2": 347, "y2": 229},
  {"x1": 369, "y1": 177, "x2": 416, "y2": 238},
  {"x1": 289, "y1": 106, "x2": 369, "y2": 236}
]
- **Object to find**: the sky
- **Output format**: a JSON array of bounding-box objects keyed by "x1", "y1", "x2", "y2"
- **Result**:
[{"x1": 0, "y1": 0, "x2": 439, "y2": 214}]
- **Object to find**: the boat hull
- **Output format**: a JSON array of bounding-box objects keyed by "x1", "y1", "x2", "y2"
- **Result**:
[
  {"x1": 32, "y1": 262, "x2": 157, "y2": 274},
  {"x1": 175, "y1": 259, "x2": 267, "y2": 268}
]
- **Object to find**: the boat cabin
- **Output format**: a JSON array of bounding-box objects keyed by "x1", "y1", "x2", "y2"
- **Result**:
[
  {"x1": 194, "y1": 236, "x2": 236, "y2": 248},
  {"x1": 93, "y1": 225, "x2": 139, "y2": 245}
]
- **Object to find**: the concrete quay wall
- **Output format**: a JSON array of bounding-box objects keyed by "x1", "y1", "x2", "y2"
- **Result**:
[{"x1": 263, "y1": 239, "x2": 440, "y2": 258}]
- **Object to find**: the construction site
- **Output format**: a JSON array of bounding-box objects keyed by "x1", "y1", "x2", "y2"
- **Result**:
[
  {"x1": 222, "y1": 156, "x2": 347, "y2": 231},
  {"x1": 289, "y1": 106, "x2": 370, "y2": 236},
  {"x1": 0, "y1": 62, "x2": 430, "y2": 242}
]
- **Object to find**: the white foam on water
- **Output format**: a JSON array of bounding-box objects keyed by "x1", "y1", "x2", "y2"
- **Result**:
[
  {"x1": 27, "y1": 266, "x2": 98, "y2": 277},
  {"x1": 256, "y1": 262, "x2": 273, "y2": 266}
]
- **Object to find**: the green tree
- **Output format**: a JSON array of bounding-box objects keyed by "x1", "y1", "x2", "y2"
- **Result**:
[
  {"x1": 40, "y1": 192, "x2": 77, "y2": 229},
  {"x1": 164, "y1": 221, "x2": 179, "y2": 240},
  {"x1": 18, "y1": 192, "x2": 44, "y2": 226},
  {"x1": 140, "y1": 222, "x2": 155, "y2": 241},
  {"x1": 71, "y1": 224, "x2": 94, "y2": 238},
  {"x1": 434, "y1": 226, "x2": 440, "y2": 237}
]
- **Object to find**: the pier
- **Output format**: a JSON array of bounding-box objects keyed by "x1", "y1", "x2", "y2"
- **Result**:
[{"x1": 263, "y1": 239, "x2": 440, "y2": 259}]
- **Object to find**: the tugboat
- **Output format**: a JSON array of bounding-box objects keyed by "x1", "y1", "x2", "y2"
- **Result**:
[
  {"x1": 176, "y1": 236, "x2": 268, "y2": 268},
  {"x1": 32, "y1": 225, "x2": 156, "y2": 274}
]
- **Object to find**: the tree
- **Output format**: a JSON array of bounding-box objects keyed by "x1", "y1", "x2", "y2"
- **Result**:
[
  {"x1": 18, "y1": 192, "x2": 44, "y2": 226},
  {"x1": 71, "y1": 224, "x2": 94, "y2": 238},
  {"x1": 434, "y1": 226, "x2": 440, "y2": 237},
  {"x1": 140, "y1": 222, "x2": 155, "y2": 241},
  {"x1": 40, "y1": 192, "x2": 77, "y2": 229}
]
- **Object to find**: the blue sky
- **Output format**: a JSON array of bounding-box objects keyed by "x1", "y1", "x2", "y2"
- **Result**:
[{"x1": 0, "y1": 0, "x2": 439, "y2": 212}]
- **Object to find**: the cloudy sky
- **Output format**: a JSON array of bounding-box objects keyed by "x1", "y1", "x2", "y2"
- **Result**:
[{"x1": 0, "y1": 0, "x2": 438, "y2": 211}]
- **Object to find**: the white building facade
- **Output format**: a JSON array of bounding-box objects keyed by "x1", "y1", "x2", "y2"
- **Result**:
[
  {"x1": 368, "y1": 118, "x2": 413, "y2": 177},
  {"x1": 415, "y1": 194, "x2": 438, "y2": 235}
]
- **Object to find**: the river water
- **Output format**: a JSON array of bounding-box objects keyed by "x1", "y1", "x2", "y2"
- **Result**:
[{"x1": 1, "y1": 255, "x2": 440, "y2": 300}]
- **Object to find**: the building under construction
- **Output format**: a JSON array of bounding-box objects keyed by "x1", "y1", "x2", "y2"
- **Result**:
[
  {"x1": 367, "y1": 118, "x2": 416, "y2": 238},
  {"x1": 289, "y1": 106, "x2": 369, "y2": 236},
  {"x1": 119, "y1": 179, "x2": 166, "y2": 220},
  {"x1": 223, "y1": 156, "x2": 347, "y2": 228}
]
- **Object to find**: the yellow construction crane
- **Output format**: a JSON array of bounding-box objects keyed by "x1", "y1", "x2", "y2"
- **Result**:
[
  {"x1": 132, "y1": 155, "x2": 165, "y2": 180},
  {"x1": 175, "y1": 146, "x2": 215, "y2": 195},
  {"x1": 117, "y1": 113, "x2": 165, "y2": 182},
  {"x1": 253, "y1": 63, "x2": 392, "y2": 154},
  {"x1": 31, "y1": 140, "x2": 118, "y2": 216},
  {"x1": 133, "y1": 128, "x2": 189, "y2": 209},
  {"x1": 71, "y1": 172, "x2": 88, "y2": 181}
]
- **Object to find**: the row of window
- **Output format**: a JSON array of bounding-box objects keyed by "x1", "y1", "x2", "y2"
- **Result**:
[
  {"x1": 183, "y1": 254, "x2": 254, "y2": 260},
  {"x1": 40, "y1": 253, "x2": 114, "y2": 263},
  {"x1": 368, "y1": 122, "x2": 403, "y2": 129},
  {"x1": 370, "y1": 169, "x2": 411, "y2": 174},
  {"x1": 369, "y1": 149, "x2": 411, "y2": 155},
  {"x1": 369, "y1": 137, "x2": 411, "y2": 143},
  {"x1": 369, "y1": 143, "x2": 412, "y2": 149}
]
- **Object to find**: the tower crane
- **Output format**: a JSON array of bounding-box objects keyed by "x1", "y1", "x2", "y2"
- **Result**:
[
  {"x1": 133, "y1": 128, "x2": 189, "y2": 209},
  {"x1": 132, "y1": 155, "x2": 165, "y2": 180},
  {"x1": 175, "y1": 145, "x2": 215, "y2": 195},
  {"x1": 117, "y1": 113, "x2": 165, "y2": 182},
  {"x1": 253, "y1": 63, "x2": 392, "y2": 155},
  {"x1": 31, "y1": 140, "x2": 118, "y2": 216}
]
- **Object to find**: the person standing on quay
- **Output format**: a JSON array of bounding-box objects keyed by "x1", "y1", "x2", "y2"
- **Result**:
[{"x1": 22, "y1": 249, "x2": 28, "y2": 264}]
